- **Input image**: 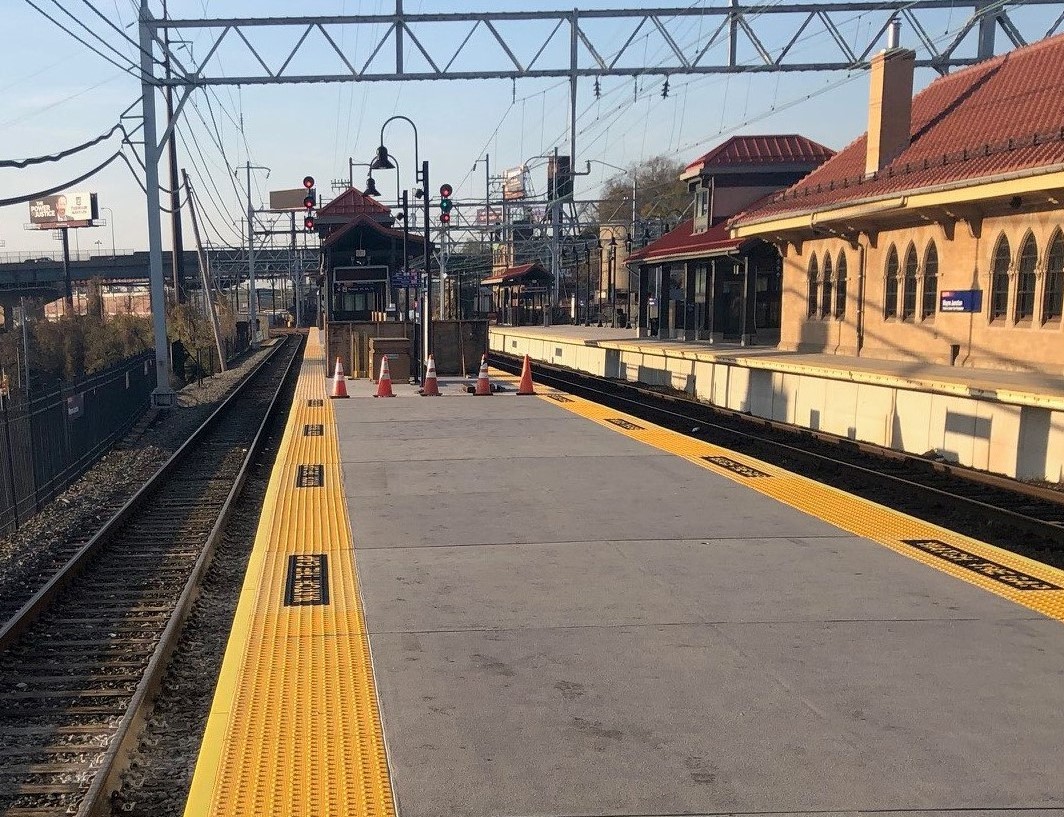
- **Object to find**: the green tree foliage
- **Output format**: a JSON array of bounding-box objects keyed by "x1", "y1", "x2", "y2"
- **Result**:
[
  {"x1": 0, "y1": 310, "x2": 153, "y2": 392},
  {"x1": 596, "y1": 155, "x2": 690, "y2": 226}
]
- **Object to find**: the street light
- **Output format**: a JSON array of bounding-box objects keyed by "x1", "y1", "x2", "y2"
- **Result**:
[
  {"x1": 590, "y1": 159, "x2": 637, "y2": 330},
  {"x1": 101, "y1": 206, "x2": 116, "y2": 256},
  {"x1": 371, "y1": 115, "x2": 430, "y2": 384},
  {"x1": 364, "y1": 151, "x2": 411, "y2": 323}
]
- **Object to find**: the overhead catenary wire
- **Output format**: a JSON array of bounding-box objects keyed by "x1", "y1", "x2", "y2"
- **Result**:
[
  {"x1": 0, "y1": 148, "x2": 141, "y2": 207},
  {"x1": 76, "y1": 0, "x2": 170, "y2": 71},
  {"x1": 0, "y1": 101, "x2": 139, "y2": 168},
  {"x1": 20, "y1": 0, "x2": 145, "y2": 81}
]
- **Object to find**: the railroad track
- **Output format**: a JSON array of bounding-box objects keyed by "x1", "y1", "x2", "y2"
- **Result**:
[
  {"x1": 0, "y1": 334, "x2": 303, "y2": 817},
  {"x1": 491, "y1": 352, "x2": 1064, "y2": 567}
]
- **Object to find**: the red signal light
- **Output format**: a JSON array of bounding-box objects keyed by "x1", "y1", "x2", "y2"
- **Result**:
[
  {"x1": 439, "y1": 183, "x2": 453, "y2": 197},
  {"x1": 440, "y1": 212, "x2": 450, "y2": 224},
  {"x1": 304, "y1": 195, "x2": 315, "y2": 209},
  {"x1": 304, "y1": 216, "x2": 315, "y2": 230},
  {"x1": 303, "y1": 175, "x2": 315, "y2": 189}
]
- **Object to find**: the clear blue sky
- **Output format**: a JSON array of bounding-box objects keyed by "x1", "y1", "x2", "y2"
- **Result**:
[{"x1": 1, "y1": 0, "x2": 1060, "y2": 255}]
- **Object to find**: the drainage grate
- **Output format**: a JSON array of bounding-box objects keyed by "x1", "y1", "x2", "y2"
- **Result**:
[
  {"x1": 296, "y1": 464, "x2": 324, "y2": 488},
  {"x1": 303, "y1": 424, "x2": 324, "y2": 436},
  {"x1": 547, "y1": 394, "x2": 573, "y2": 403},
  {"x1": 606, "y1": 418, "x2": 645, "y2": 431},
  {"x1": 284, "y1": 553, "x2": 330, "y2": 606},
  {"x1": 307, "y1": 398, "x2": 323, "y2": 407},
  {"x1": 902, "y1": 539, "x2": 1061, "y2": 590},
  {"x1": 701, "y1": 456, "x2": 770, "y2": 478}
]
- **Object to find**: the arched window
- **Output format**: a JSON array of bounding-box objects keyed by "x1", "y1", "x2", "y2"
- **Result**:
[
  {"x1": 884, "y1": 245, "x2": 899, "y2": 319},
  {"x1": 921, "y1": 242, "x2": 938, "y2": 319},
  {"x1": 1043, "y1": 230, "x2": 1064, "y2": 323},
  {"x1": 835, "y1": 252, "x2": 848, "y2": 318},
  {"x1": 821, "y1": 254, "x2": 833, "y2": 318},
  {"x1": 1015, "y1": 233, "x2": 1037, "y2": 322},
  {"x1": 990, "y1": 234, "x2": 1011, "y2": 321},
  {"x1": 807, "y1": 255, "x2": 819, "y2": 318},
  {"x1": 902, "y1": 244, "x2": 918, "y2": 320}
]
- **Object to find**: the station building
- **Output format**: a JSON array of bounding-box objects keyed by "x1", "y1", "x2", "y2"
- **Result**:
[
  {"x1": 730, "y1": 32, "x2": 1064, "y2": 372},
  {"x1": 628, "y1": 135, "x2": 834, "y2": 343}
]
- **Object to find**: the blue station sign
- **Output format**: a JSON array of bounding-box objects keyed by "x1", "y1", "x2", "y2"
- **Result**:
[{"x1": 939, "y1": 289, "x2": 983, "y2": 313}]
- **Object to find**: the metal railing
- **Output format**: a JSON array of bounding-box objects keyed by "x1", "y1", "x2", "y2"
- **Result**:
[{"x1": 0, "y1": 352, "x2": 154, "y2": 535}]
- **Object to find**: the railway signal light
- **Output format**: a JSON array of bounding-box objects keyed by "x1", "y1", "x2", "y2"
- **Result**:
[
  {"x1": 439, "y1": 183, "x2": 453, "y2": 225},
  {"x1": 302, "y1": 175, "x2": 316, "y2": 231}
]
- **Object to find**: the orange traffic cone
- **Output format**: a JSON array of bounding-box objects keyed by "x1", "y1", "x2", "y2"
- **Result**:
[
  {"x1": 516, "y1": 354, "x2": 535, "y2": 395},
  {"x1": 420, "y1": 355, "x2": 441, "y2": 396},
  {"x1": 374, "y1": 356, "x2": 395, "y2": 398},
  {"x1": 329, "y1": 356, "x2": 349, "y2": 399},
  {"x1": 473, "y1": 354, "x2": 492, "y2": 396}
]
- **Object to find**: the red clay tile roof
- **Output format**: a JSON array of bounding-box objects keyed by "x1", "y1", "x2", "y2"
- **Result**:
[
  {"x1": 627, "y1": 220, "x2": 741, "y2": 264},
  {"x1": 317, "y1": 187, "x2": 391, "y2": 218},
  {"x1": 733, "y1": 33, "x2": 1064, "y2": 225},
  {"x1": 481, "y1": 262, "x2": 550, "y2": 286},
  {"x1": 683, "y1": 135, "x2": 835, "y2": 173}
]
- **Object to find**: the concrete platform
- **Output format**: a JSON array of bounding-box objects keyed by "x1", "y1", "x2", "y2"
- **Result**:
[
  {"x1": 335, "y1": 371, "x2": 1064, "y2": 817},
  {"x1": 490, "y1": 324, "x2": 1064, "y2": 480}
]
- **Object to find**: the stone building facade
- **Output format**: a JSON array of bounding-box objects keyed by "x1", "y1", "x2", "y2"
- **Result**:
[{"x1": 732, "y1": 33, "x2": 1064, "y2": 371}]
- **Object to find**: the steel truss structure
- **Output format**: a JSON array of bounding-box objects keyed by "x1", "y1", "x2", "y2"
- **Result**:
[
  {"x1": 134, "y1": 0, "x2": 1060, "y2": 402},
  {"x1": 153, "y1": 1, "x2": 1062, "y2": 85}
]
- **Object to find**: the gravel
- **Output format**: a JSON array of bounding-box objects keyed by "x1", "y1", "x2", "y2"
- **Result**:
[{"x1": 0, "y1": 342, "x2": 279, "y2": 621}]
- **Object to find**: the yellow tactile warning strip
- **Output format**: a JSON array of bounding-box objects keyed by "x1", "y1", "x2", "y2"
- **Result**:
[
  {"x1": 535, "y1": 381, "x2": 1064, "y2": 622},
  {"x1": 183, "y1": 329, "x2": 395, "y2": 817}
]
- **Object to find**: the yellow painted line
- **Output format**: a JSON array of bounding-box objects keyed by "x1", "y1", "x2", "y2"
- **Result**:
[
  {"x1": 541, "y1": 389, "x2": 1064, "y2": 622},
  {"x1": 184, "y1": 329, "x2": 395, "y2": 817}
]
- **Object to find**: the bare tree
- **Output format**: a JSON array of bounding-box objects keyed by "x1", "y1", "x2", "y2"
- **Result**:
[{"x1": 596, "y1": 155, "x2": 689, "y2": 227}]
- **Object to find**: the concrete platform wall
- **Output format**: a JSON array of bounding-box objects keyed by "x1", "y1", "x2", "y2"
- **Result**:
[{"x1": 490, "y1": 327, "x2": 1064, "y2": 481}]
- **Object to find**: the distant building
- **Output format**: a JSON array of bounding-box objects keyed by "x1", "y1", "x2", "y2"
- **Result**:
[
  {"x1": 629, "y1": 135, "x2": 834, "y2": 342},
  {"x1": 731, "y1": 32, "x2": 1064, "y2": 370}
]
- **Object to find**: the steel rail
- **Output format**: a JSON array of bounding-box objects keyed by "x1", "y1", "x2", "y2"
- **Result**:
[
  {"x1": 0, "y1": 335, "x2": 301, "y2": 817},
  {"x1": 78, "y1": 335, "x2": 303, "y2": 817}
]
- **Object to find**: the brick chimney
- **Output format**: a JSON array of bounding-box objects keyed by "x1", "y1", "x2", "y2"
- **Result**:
[{"x1": 865, "y1": 22, "x2": 915, "y2": 177}]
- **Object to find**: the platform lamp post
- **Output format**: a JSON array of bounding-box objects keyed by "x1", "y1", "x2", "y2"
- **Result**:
[
  {"x1": 589, "y1": 159, "x2": 637, "y2": 329},
  {"x1": 596, "y1": 240, "x2": 604, "y2": 326},
  {"x1": 101, "y1": 207, "x2": 116, "y2": 256},
  {"x1": 582, "y1": 242, "x2": 592, "y2": 326},
  {"x1": 370, "y1": 115, "x2": 430, "y2": 383},
  {"x1": 363, "y1": 156, "x2": 411, "y2": 323}
]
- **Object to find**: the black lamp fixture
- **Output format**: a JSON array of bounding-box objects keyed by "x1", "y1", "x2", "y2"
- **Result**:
[
  {"x1": 370, "y1": 145, "x2": 395, "y2": 171},
  {"x1": 364, "y1": 176, "x2": 382, "y2": 197}
]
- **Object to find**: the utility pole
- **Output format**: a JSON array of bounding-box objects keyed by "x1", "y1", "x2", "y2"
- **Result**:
[
  {"x1": 138, "y1": 0, "x2": 175, "y2": 406},
  {"x1": 162, "y1": 0, "x2": 185, "y2": 304},
  {"x1": 183, "y1": 168, "x2": 226, "y2": 371},
  {"x1": 290, "y1": 211, "x2": 300, "y2": 327},
  {"x1": 237, "y1": 162, "x2": 268, "y2": 346},
  {"x1": 60, "y1": 228, "x2": 74, "y2": 316},
  {"x1": 421, "y1": 160, "x2": 431, "y2": 384},
  {"x1": 548, "y1": 146, "x2": 560, "y2": 327}
]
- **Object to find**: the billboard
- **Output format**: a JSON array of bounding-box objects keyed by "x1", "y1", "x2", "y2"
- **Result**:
[
  {"x1": 269, "y1": 188, "x2": 311, "y2": 210},
  {"x1": 503, "y1": 165, "x2": 527, "y2": 201},
  {"x1": 28, "y1": 191, "x2": 98, "y2": 229},
  {"x1": 475, "y1": 207, "x2": 502, "y2": 225}
]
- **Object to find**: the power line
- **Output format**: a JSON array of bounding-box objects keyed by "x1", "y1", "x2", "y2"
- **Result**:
[
  {"x1": 0, "y1": 148, "x2": 139, "y2": 207},
  {"x1": 77, "y1": 0, "x2": 169, "y2": 71},
  {"x1": 20, "y1": 0, "x2": 144, "y2": 80},
  {"x1": 0, "y1": 102, "x2": 139, "y2": 168}
]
